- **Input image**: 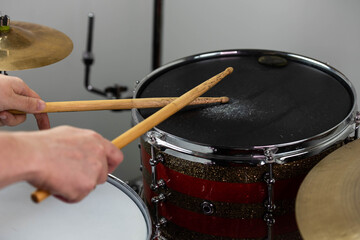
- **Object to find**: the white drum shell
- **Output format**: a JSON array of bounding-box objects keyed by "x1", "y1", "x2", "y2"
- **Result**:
[{"x1": 0, "y1": 175, "x2": 151, "y2": 240}]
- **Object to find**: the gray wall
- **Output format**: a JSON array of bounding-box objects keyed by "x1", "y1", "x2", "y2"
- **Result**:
[{"x1": 2, "y1": 0, "x2": 360, "y2": 181}]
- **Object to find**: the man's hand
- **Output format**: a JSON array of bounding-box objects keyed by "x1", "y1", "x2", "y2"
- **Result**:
[{"x1": 0, "y1": 75, "x2": 50, "y2": 130}]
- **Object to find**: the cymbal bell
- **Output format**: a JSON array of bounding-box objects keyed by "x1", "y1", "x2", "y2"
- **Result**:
[
  {"x1": 0, "y1": 21, "x2": 73, "y2": 71},
  {"x1": 296, "y1": 139, "x2": 360, "y2": 240}
]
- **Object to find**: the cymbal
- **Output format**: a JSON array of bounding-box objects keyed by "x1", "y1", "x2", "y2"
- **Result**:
[
  {"x1": 296, "y1": 139, "x2": 360, "y2": 240},
  {"x1": 0, "y1": 21, "x2": 73, "y2": 71}
]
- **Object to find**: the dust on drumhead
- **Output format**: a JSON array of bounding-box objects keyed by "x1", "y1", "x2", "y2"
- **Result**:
[{"x1": 200, "y1": 99, "x2": 264, "y2": 121}]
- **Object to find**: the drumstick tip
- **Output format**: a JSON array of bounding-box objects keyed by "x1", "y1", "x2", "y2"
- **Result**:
[
  {"x1": 225, "y1": 67, "x2": 234, "y2": 74},
  {"x1": 31, "y1": 189, "x2": 50, "y2": 203},
  {"x1": 220, "y1": 96, "x2": 229, "y2": 103}
]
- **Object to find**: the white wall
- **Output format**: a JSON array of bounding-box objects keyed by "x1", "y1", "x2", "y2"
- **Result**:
[{"x1": 2, "y1": 0, "x2": 360, "y2": 181}]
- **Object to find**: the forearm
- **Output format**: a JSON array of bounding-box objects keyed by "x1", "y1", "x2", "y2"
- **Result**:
[{"x1": 0, "y1": 131, "x2": 39, "y2": 189}]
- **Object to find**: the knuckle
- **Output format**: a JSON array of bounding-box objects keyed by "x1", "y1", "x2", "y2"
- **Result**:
[
  {"x1": 83, "y1": 180, "x2": 97, "y2": 193},
  {"x1": 12, "y1": 76, "x2": 24, "y2": 84},
  {"x1": 93, "y1": 144, "x2": 106, "y2": 156},
  {"x1": 92, "y1": 159, "x2": 103, "y2": 172}
]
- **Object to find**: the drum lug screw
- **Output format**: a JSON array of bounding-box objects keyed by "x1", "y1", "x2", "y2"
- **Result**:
[
  {"x1": 264, "y1": 173, "x2": 276, "y2": 185},
  {"x1": 150, "y1": 183, "x2": 158, "y2": 191},
  {"x1": 201, "y1": 201, "x2": 215, "y2": 215},
  {"x1": 264, "y1": 200, "x2": 276, "y2": 212},
  {"x1": 150, "y1": 179, "x2": 166, "y2": 191},
  {"x1": 264, "y1": 213, "x2": 276, "y2": 226},
  {"x1": 149, "y1": 158, "x2": 157, "y2": 166},
  {"x1": 151, "y1": 193, "x2": 166, "y2": 203},
  {"x1": 158, "y1": 217, "x2": 167, "y2": 227},
  {"x1": 157, "y1": 179, "x2": 166, "y2": 188},
  {"x1": 156, "y1": 153, "x2": 165, "y2": 163}
]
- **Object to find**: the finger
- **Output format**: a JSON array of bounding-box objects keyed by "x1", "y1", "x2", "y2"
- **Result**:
[
  {"x1": 98, "y1": 164, "x2": 108, "y2": 184},
  {"x1": 54, "y1": 193, "x2": 88, "y2": 204},
  {"x1": 34, "y1": 113, "x2": 51, "y2": 130},
  {"x1": 96, "y1": 147, "x2": 109, "y2": 184},
  {"x1": 10, "y1": 79, "x2": 46, "y2": 113},
  {"x1": 105, "y1": 142, "x2": 124, "y2": 173},
  {"x1": 54, "y1": 194, "x2": 73, "y2": 203},
  {"x1": 0, "y1": 111, "x2": 27, "y2": 126}
]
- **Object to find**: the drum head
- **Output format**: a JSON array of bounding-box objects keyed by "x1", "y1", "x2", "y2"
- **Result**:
[
  {"x1": 135, "y1": 50, "x2": 355, "y2": 148},
  {"x1": 0, "y1": 176, "x2": 151, "y2": 240}
]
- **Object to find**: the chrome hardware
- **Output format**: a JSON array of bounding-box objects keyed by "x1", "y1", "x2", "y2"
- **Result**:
[
  {"x1": 151, "y1": 193, "x2": 166, "y2": 204},
  {"x1": 157, "y1": 217, "x2": 167, "y2": 226},
  {"x1": 156, "y1": 153, "x2": 165, "y2": 163},
  {"x1": 152, "y1": 218, "x2": 167, "y2": 240},
  {"x1": 264, "y1": 213, "x2": 275, "y2": 226},
  {"x1": 201, "y1": 201, "x2": 215, "y2": 215},
  {"x1": 264, "y1": 163, "x2": 276, "y2": 240},
  {"x1": 147, "y1": 131, "x2": 164, "y2": 146},
  {"x1": 149, "y1": 146, "x2": 165, "y2": 191},
  {"x1": 354, "y1": 112, "x2": 360, "y2": 139},
  {"x1": 152, "y1": 191, "x2": 167, "y2": 238},
  {"x1": 138, "y1": 144, "x2": 143, "y2": 172},
  {"x1": 264, "y1": 147, "x2": 278, "y2": 164},
  {"x1": 355, "y1": 111, "x2": 360, "y2": 125},
  {"x1": 157, "y1": 179, "x2": 166, "y2": 188},
  {"x1": 151, "y1": 179, "x2": 167, "y2": 191},
  {"x1": 264, "y1": 200, "x2": 276, "y2": 213},
  {"x1": 148, "y1": 142, "x2": 168, "y2": 237},
  {"x1": 150, "y1": 153, "x2": 164, "y2": 166},
  {"x1": 264, "y1": 212, "x2": 276, "y2": 240}
]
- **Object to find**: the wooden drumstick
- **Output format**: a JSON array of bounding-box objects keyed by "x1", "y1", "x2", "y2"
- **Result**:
[
  {"x1": 31, "y1": 67, "x2": 233, "y2": 203},
  {"x1": 9, "y1": 96, "x2": 229, "y2": 115}
]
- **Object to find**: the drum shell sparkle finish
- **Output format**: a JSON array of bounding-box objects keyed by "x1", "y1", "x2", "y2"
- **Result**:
[
  {"x1": 141, "y1": 141, "x2": 340, "y2": 239},
  {"x1": 132, "y1": 49, "x2": 358, "y2": 239}
]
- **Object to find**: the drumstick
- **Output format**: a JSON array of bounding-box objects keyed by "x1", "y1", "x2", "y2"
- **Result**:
[
  {"x1": 31, "y1": 67, "x2": 233, "y2": 203},
  {"x1": 9, "y1": 96, "x2": 229, "y2": 114}
]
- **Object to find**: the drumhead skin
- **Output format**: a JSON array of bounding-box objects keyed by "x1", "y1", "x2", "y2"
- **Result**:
[
  {"x1": 0, "y1": 175, "x2": 151, "y2": 240},
  {"x1": 132, "y1": 49, "x2": 357, "y2": 163}
]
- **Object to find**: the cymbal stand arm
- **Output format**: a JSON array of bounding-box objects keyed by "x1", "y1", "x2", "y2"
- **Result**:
[{"x1": 82, "y1": 13, "x2": 128, "y2": 99}]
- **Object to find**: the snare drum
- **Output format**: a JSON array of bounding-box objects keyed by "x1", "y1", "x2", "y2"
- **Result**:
[
  {"x1": 0, "y1": 175, "x2": 151, "y2": 240},
  {"x1": 132, "y1": 49, "x2": 358, "y2": 239}
]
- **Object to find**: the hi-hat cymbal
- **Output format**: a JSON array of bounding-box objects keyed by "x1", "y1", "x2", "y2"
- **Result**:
[
  {"x1": 0, "y1": 21, "x2": 73, "y2": 71},
  {"x1": 296, "y1": 139, "x2": 360, "y2": 240}
]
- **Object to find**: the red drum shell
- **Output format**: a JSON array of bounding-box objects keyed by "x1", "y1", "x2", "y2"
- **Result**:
[{"x1": 141, "y1": 141, "x2": 340, "y2": 239}]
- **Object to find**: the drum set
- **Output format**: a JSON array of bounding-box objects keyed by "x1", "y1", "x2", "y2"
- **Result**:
[{"x1": 1, "y1": 14, "x2": 360, "y2": 240}]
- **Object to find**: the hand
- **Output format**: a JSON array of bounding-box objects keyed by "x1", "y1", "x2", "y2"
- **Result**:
[
  {"x1": 0, "y1": 74, "x2": 50, "y2": 130},
  {"x1": 20, "y1": 126, "x2": 123, "y2": 203}
]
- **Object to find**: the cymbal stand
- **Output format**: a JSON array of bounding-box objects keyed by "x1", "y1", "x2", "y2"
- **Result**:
[
  {"x1": 82, "y1": 13, "x2": 128, "y2": 100},
  {"x1": 152, "y1": 0, "x2": 164, "y2": 70}
]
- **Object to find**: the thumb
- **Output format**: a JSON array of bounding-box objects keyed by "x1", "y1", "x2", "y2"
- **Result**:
[{"x1": 11, "y1": 95, "x2": 46, "y2": 113}]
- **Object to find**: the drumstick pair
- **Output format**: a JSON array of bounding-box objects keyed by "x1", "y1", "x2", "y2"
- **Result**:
[{"x1": 31, "y1": 67, "x2": 234, "y2": 203}]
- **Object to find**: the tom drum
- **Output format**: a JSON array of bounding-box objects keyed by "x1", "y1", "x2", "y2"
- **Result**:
[{"x1": 132, "y1": 49, "x2": 358, "y2": 240}]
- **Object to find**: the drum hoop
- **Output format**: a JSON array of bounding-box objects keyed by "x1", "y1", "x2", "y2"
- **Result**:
[
  {"x1": 132, "y1": 49, "x2": 358, "y2": 164},
  {"x1": 107, "y1": 174, "x2": 152, "y2": 240}
]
